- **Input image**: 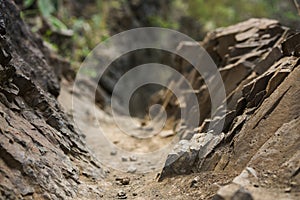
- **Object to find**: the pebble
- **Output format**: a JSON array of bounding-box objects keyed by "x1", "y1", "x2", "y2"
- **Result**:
[
  {"x1": 246, "y1": 167, "x2": 258, "y2": 178},
  {"x1": 290, "y1": 181, "x2": 297, "y2": 186},
  {"x1": 127, "y1": 166, "x2": 137, "y2": 173},
  {"x1": 284, "y1": 187, "x2": 291, "y2": 193},
  {"x1": 121, "y1": 156, "x2": 128, "y2": 162},
  {"x1": 263, "y1": 180, "x2": 269, "y2": 184},
  {"x1": 129, "y1": 155, "x2": 137, "y2": 162},
  {"x1": 117, "y1": 190, "x2": 127, "y2": 199},
  {"x1": 214, "y1": 184, "x2": 253, "y2": 200},
  {"x1": 116, "y1": 177, "x2": 130, "y2": 185},
  {"x1": 110, "y1": 150, "x2": 117, "y2": 156},
  {"x1": 132, "y1": 192, "x2": 138, "y2": 196},
  {"x1": 159, "y1": 130, "x2": 175, "y2": 138},
  {"x1": 190, "y1": 176, "x2": 200, "y2": 187}
]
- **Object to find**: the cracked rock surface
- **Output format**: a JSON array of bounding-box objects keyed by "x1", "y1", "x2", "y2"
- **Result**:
[
  {"x1": 159, "y1": 18, "x2": 300, "y2": 198},
  {"x1": 0, "y1": 1, "x2": 104, "y2": 199},
  {"x1": 0, "y1": 2, "x2": 299, "y2": 199}
]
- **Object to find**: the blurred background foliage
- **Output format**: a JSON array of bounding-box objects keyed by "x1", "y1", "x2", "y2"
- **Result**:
[
  {"x1": 185, "y1": 0, "x2": 299, "y2": 30},
  {"x1": 16, "y1": 0, "x2": 299, "y2": 69}
]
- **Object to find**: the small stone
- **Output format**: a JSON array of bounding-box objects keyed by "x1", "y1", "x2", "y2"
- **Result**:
[
  {"x1": 129, "y1": 155, "x2": 137, "y2": 162},
  {"x1": 132, "y1": 192, "x2": 137, "y2": 196},
  {"x1": 127, "y1": 166, "x2": 137, "y2": 173},
  {"x1": 213, "y1": 184, "x2": 253, "y2": 200},
  {"x1": 232, "y1": 188, "x2": 253, "y2": 200},
  {"x1": 246, "y1": 167, "x2": 257, "y2": 179},
  {"x1": 159, "y1": 130, "x2": 175, "y2": 138},
  {"x1": 117, "y1": 190, "x2": 127, "y2": 199},
  {"x1": 121, "y1": 156, "x2": 128, "y2": 162},
  {"x1": 284, "y1": 187, "x2": 291, "y2": 193},
  {"x1": 110, "y1": 150, "x2": 117, "y2": 156},
  {"x1": 116, "y1": 177, "x2": 130, "y2": 185},
  {"x1": 190, "y1": 176, "x2": 200, "y2": 187},
  {"x1": 290, "y1": 181, "x2": 297, "y2": 186}
]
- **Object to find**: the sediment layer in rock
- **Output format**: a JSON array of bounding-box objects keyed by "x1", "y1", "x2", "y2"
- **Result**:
[
  {"x1": 159, "y1": 18, "x2": 300, "y2": 198},
  {"x1": 0, "y1": 1, "x2": 104, "y2": 199}
]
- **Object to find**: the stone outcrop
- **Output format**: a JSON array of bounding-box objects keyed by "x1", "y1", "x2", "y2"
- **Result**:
[
  {"x1": 158, "y1": 18, "x2": 300, "y2": 197},
  {"x1": 1, "y1": 1, "x2": 299, "y2": 198},
  {"x1": 0, "y1": 1, "x2": 104, "y2": 199}
]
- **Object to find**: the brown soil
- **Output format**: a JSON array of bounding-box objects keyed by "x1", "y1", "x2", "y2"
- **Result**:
[{"x1": 59, "y1": 77, "x2": 299, "y2": 200}]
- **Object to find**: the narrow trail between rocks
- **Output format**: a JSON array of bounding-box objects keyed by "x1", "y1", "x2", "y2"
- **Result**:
[
  {"x1": 55, "y1": 18, "x2": 300, "y2": 199},
  {"x1": 2, "y1": 1, "x2": 300, "y2": 199},
  {"x1": 58, "y1": 80, "x2": 228, "y2": 200},
  {"x1": 57, "y1": 75, "x2": 299, "y2": 200}
]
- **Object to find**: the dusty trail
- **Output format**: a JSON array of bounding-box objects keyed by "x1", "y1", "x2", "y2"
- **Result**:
[
  {"x1": 58, "y1": 77, "x2": 300, "y2": 200},
  {"x1": 56, "y1": 18, "x2": 300, "y2": 199},
  {"x1": 58, "y1": 75, "x2": 299, "y2": 200},
  {"x1": 1, "y1": 1, "x2": 299, "y2": 198},
  {"x1": 58, "y1": 79, "x2": 227, "y2": 199}
]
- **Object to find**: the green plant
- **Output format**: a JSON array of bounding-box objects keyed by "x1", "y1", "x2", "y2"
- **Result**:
[
  {"x1": 24, "y1": 0, "x2": 68, "y2": 31},
  {"x1": 184, "y1": 0, "x2": 271, "y2": 30},
  {"x1": 148, "y1": 16, "x2": 179, "y2": 29}
]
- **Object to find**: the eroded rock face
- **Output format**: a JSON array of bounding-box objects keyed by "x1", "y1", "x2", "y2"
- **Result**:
[
  {"x1": 159, "y1": 18, "x2": 299, "y2": 197},
  {"x1": 0, "y1": 1, "x2": 104, "y2": 199}
]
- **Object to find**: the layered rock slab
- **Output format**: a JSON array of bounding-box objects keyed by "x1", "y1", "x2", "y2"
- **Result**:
[
  {"x1": 159, "y1": 18, "x2": 300, "y2": 198},
  {"x1": 0, "y1": 1, "x2": 104, "y2": 199}
]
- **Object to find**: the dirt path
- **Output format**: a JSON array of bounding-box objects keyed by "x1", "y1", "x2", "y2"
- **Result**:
[
  {"x1": 57, "y1": 76, "x2": 299, "y2": 200},
  {"x1": 58, "y1": 79, "x2": 230, "y2": 199}
]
